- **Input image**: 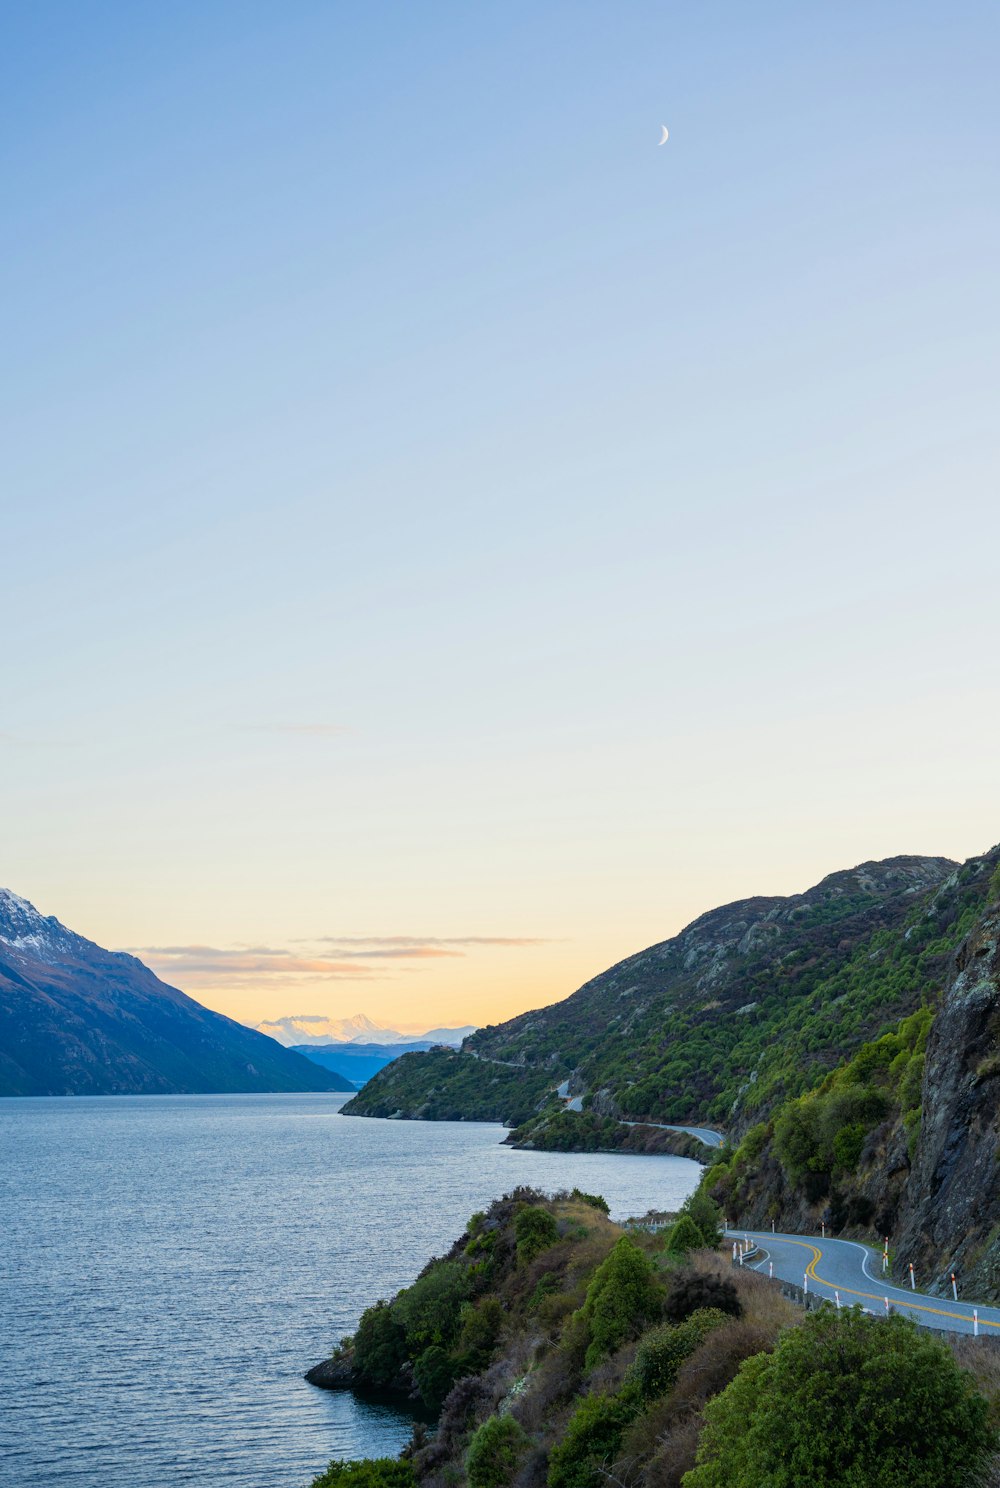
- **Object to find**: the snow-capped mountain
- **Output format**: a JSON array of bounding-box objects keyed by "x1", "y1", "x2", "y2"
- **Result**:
[
  {"x1": 0, "y1": 887, "x2": 348, "y2": 1097},
  {"x1": 254, "y1": 1012, "x2": 477, "y2": 1047}
]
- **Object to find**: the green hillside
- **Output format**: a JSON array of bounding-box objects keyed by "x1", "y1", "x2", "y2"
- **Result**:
[{"x1": 344, "y1": 853, "x2": 995, "y2": 1148}]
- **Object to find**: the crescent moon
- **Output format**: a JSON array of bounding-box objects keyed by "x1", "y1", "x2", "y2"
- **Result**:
[{"x1": 658, "y1": 125, "x2": 669, "y2": 146}]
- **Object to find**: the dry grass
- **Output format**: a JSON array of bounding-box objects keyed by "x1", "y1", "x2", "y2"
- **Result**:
[
  {"x1": 946, "y1": 1336, "x2": 1000, "y2": 1428},
  {"x1": 639, "y1": 1419, "x2": 702, "y2": 1488},
  {"x1": 688, "y1": 1250, "x2": 799, "y2": 1336}
]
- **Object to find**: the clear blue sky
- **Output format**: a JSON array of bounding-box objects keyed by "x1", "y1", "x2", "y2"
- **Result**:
[{"x1": 4, "y1": 2, "x2": 999, "y2": 1028}]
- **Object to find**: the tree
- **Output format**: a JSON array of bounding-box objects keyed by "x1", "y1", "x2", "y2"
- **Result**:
[
  {"x1": 467, "y1": 1415, "x2": 530, "y2": 1488},
  {"x1": 583, "y1": 1235, "x2": 662, "y2": 1367},
  {"x1": 681, "y1": 1188, "x2": 723, "y2": 1246},
  {"x1": 682, "y1": 1308, "x2": 995, "y2": 1488}
]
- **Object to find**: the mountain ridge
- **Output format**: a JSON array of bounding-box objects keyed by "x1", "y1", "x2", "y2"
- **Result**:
[
  {"x1": 0, "y1": 889, "x2": 346, "y2": 1097},
  {"x1": 342, "y1": 854, "x2": 964, "y2": 1137}
]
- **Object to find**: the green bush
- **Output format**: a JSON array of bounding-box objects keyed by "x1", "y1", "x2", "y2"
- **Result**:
[
  {"x1": 393, "y1": 1260, "x2": 470, "y2": 1352},
  {"x1": 571, "y1": 1189, "x2": 610, "y2": 1214},
  {"x1": 831, "y1": 1121, "x2": 866, "y2": 1171},
  {"x1": 664, "y1": 1214, "x2": 706, "y2": 1255},
  {"x1": 515, "y1": 1205, "x2": 560, "y2": 1264},
  {"x1": 467, "y1": 1415, "x2": 530, "y2": 1488},
  {"x1": 547, "y1": 1391, "x2": 640, "y2": 1488},
  {"x1": 412, "y1": 1344, "x2": 459, "y2": 1410},
  {"x1": 352, "y1": 1300, "x2": 408, "y2": 1387},
  {"x1": 582, "y1": 1235, "x2": 663, "y2": 1368},
  {"x1": 311, "y1": 1459, "x2": 415, "y2": 1488},
  {"x1": 456, "y1": 1296, "x2": 504, "y2": 1367},
  {"x1": 683, "y1": 1308, "x2": 995, "y2": 1488},
  {"x1": 631, "y1": 1309, "x2": 730, "y2": 1400}
]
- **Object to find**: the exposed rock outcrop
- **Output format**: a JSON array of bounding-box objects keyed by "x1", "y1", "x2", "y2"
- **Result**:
[{"x1": 896, "y1": 899, "x2": 1000, "y2": 1296}]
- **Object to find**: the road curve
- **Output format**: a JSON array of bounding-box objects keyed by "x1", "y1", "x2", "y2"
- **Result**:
[
  {"x1": 726, "y1": 1228, "x2": 1000, "y2": 1336},
  {"x1": 624, "y1": 1120, "x2": 725, "y2": 1148}
]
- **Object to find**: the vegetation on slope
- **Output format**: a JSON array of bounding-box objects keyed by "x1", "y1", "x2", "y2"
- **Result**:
[
  {"x1": 309, "y1": 1190, "x2": 1000, "y2": 1488},
  {"x1": 700, "y1": 849, "x2": 1000, "y2": 1283},
  {"x1": 346, "y1": 853, "x2": 997, "y2": 1148}
]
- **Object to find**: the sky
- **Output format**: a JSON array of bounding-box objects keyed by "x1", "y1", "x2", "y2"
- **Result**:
[{"x1": 3, "y1": 2, "x2": 999, "y2": 1032}]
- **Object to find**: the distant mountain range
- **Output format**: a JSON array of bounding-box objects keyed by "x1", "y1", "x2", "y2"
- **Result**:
[
  {"x1": 291, "y1": 1040, "x2": 462, "y2": 1087},
  {"x1": 254, "y1": 1011, "x2": 476, "y2": 1047},
  {"x1": 0, "y1": 889, "x2": 350, "y2": 1097}
]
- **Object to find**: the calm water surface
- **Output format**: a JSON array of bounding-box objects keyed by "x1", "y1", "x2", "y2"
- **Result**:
[{"x1": 0, "y1": 1093, "x2": 701, "y2": 1488}]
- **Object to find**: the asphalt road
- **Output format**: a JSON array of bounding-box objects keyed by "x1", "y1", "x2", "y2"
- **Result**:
[
  {"x1": 624, "y1": 1120, "x2": 725, "y2": 1148},
  {"x1": 727, "y1": 1228, "x2": 1000, "y2": 1336}
]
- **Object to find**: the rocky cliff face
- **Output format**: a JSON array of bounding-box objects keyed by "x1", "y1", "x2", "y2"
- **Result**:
[
  {"x1": 895, "y1": 895, "x2": 1000, "y2": 1295},
  {"x1": 703, "y1": 853, "x2": 1000, "y2": 1298}
]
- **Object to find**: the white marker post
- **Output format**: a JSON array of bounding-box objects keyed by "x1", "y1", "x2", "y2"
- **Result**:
[
  {"x1": 974, "y1": 1310, "x2": 979, "y2": 1337},
  {"x1": 804, "y1": 1272, "x2": 809, "y2": 1295},
  {"x1": 952, "y1": 1274, "x2": 958, "y2": 1302},
  {"x1": 738, "y1": 1245, "x2": 744, "y2": 1266},
  {"x1": 769, "y1": 1261, "x2": 773, "y2": 1279},
  {"x1": 884, "y1": 1297, "x2": 890, "y2": 1317},
  {"x1": 772, "y1": 1220, "x2": 775, "y2": 1234},
  {"x1": 909, "y1": 1263, "x2": 916, "y2": 1291},
  {"x1": 732, "y1": 1241, "x2": 738, "y2": 1262},
  {"x1": 835, "y1": 1290, "x2": 841, "y2": 1310},
  {"x1": 821, "y1": 1221, "x2": 826, "y2": 1239}
]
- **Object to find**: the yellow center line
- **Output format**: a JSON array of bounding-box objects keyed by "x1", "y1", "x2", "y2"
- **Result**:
[{"x1": 746, "y1": 1234, "x2": 1000, "y2": 1330}]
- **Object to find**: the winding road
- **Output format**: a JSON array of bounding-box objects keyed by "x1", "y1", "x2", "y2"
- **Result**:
[
  {"x1": 624, "y1": 1120, "x2": 725, "y2": 1148},
  {"x1": 727, "y1": 1228, "x2": 1000, "y2": 1336}
]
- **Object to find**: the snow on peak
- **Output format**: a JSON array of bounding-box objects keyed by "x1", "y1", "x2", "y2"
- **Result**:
[{"x1": 0, "y1": 887, "x2": 76, "y2": 963}]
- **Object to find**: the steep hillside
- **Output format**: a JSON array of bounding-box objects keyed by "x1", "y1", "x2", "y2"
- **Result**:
[
  {"x1": 0, "y1": 888, "x2": 344, "y2": 1097},
  {"x1": 344, "y1": 855, "x2": 964, "y2": 1141},
  {"x1": 700, "y1": 850, "x2": 1000, "y2": 1297},
  {"x1": 305, "y1": 1190, "x2": 999, "y2": 1488}
]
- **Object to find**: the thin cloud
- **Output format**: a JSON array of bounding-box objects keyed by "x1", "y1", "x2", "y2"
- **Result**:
[
  {"x1": 310, "y1": 935, "x2": 552, "y2": 949},
  {"x1": 124, "y1": 944, "x2": 381, "y2": 982}
]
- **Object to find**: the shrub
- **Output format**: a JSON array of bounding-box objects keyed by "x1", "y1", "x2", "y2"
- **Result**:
[
  {"x1": 457, "y1": 1296, "x2": 504, "y2": 1367},
  {"x1": 582, "y1": 1235, "x2": 663, "y2": 1368},
  {"x1": 393, "y1": 1260, "x2": 470, "y2": 1352},
  {"x1": 467, "y1": 1414, "x2": 530, "y2": 1488},
  {"x1": 571, "y1": 1189, "x2": 610, "y2": 1214},
  {"x1": 683, "y1": 1308, "x2": 996, "y2": 1488},
  {"x1": 353, "y1": 1300, "x2": 408, "y2": 1387},
  {"x1": 664, "y1": 1214, "x2": 705, "y2": 1256},
  {"x1": 631, "y1": 1309, "x2": 730, "y2": 1400},
  {"x1": 413, "y1": 1344, "x2": 460, "y2": 1410},
  {"x1": 311, "y1": 1460, "x2": 415, "y2": 1488},
  {"x1": 515, "y1": 1206, "x2": 560, "y2": 1265},
  {"x1": 547, "y1": 1391, "x2": 640, "y2": 1488},
  {"x1": 664, "y1": 1271, "x2": 741, "y2": 1324}
]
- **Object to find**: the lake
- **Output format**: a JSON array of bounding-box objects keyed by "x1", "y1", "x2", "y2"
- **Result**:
[{"x1": 0, "y1": 1093, "x2": 702, "y2": 1488}]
